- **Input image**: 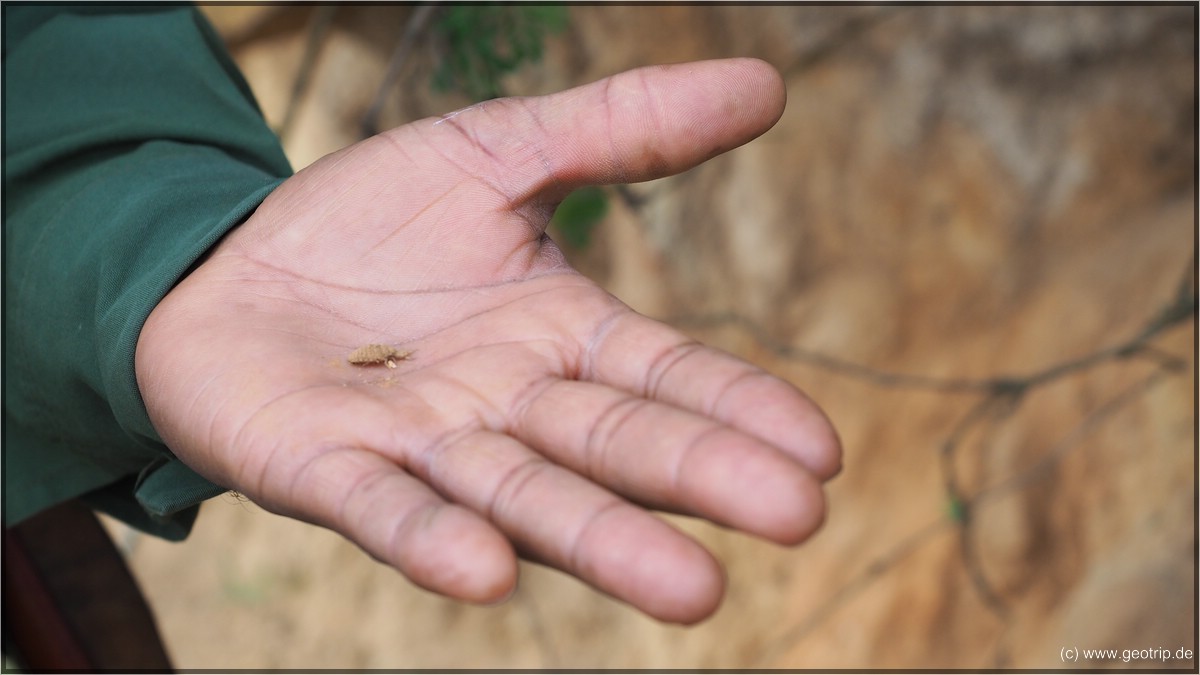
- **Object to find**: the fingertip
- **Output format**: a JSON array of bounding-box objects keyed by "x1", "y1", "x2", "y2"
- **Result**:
[
  {"x1": 727, "y1": 57, "x2": 787, "y2": 128},
  {"x1": 577, "y1": 507, "x2": 726, "y2": 624},
  {"x1": 723, "y1": 454, "x2": 827, "y2": 547},
  {"x1": 670, "y1": 57, "x2": 787, "y2": 164},
  {"x1": 769, "y1": 470, "x2": 828, "y2": 547},
  {"x1": 790, "y1": 398, "x2": 843, "y2": 482},
  {"x1": 807, "y1": 413, "x2": 844, "y2": 482},
  {"x1": 400, "y1": 505, "x2": 519, "y2": 605},
  {"x1": 713, "y1": 371, "x2": 843, "y2": 482},
  {"x1": 675, "y1": 423, "x2": 829, "y2": 546},
  {"x1": 637, "y1": 536, "x2": 727, "y2": 625}
]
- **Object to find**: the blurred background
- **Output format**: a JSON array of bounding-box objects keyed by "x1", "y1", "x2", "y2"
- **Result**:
[{"x1": 104, "y1": 4, "x2": 1195, "y2": 669}]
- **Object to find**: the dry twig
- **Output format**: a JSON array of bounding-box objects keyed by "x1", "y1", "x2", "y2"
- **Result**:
[
  {"x1": 676, "y1": 255, "x2": 1194, "y2": 665},
  {"x1": 361, "y1": 4, "x2": 438, "y2": 138}
]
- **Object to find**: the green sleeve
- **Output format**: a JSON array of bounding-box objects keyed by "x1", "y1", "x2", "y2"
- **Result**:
[{"x1": 3, "y1": 4, "x2": 294, "y2": 539}]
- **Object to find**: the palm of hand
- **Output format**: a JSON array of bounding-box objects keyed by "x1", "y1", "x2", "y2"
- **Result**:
[{"x1": 136, "y1": 60, "x2": 840, "y2": 624}]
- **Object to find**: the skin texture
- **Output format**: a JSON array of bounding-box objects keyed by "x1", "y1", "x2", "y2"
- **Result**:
[{"x1": 136, "y1": 58, "x2": 841, "y2": 624}]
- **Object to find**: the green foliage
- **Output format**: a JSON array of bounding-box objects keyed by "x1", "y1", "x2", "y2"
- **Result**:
[
  {"x1": 945, "y1": 495, "x2": 967, "y2": 523},
  {"x1": 429, "y1": 6, "x2": 605, "y2": 248},
  {"x1": 432, "y1": 5, "x2": 568, "y2": 101},
  {"x1": 551, "y1": 186, "x2": 609, "y2": 249}
]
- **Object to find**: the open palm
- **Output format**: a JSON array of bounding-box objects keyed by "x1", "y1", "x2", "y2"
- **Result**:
[{"x1": 135, "y1": 59, "x2": 840, "y2": 624}]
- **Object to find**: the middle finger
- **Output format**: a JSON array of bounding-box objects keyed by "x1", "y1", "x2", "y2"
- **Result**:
[{"x1": 510, "y1": 379, "x2": 826, "y2": 545}]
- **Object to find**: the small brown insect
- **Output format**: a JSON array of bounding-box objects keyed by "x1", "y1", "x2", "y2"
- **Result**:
[{"x1": 347, "y1": 344, "x2": 412, "y2": 369}]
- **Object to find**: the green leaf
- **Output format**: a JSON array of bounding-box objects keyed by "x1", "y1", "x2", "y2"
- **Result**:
[
  {"x1": 945, "y1": 496, "x2": 967, "y2": 523},
  {"x1": 432, "y1": 5, "x2": 568, "y2": 101},
  {"x1": 551, "y1": 186, "x2": 609, "y2": 249}
]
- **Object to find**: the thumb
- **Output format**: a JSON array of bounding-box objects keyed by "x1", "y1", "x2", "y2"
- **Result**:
[{"x1": 421, "y1": 58, "x2": 787, "y2": 204}]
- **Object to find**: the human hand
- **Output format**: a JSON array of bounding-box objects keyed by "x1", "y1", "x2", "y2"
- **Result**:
[{"x1": 135, "y1": 58, "x2": 840, "y2": 624}]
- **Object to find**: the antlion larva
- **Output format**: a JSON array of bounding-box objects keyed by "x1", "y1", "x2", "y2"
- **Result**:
[{"x1": 347, "y1": 344, "x2": 411, "y2": 369}]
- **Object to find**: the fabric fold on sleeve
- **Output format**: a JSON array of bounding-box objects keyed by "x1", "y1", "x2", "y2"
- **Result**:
[{"x1": 3, "y1": 4, "x2": 294, "y2": 538}]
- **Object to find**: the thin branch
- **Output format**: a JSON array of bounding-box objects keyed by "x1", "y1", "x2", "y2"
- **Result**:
[
  {"x1": 361, "y1": 4, "x2": 438, "y2": 138},
  {"x1": 1127, "y1": 343, "x2": 1190, "y2": 372},
  {"x1": 666, "y1": 311, "x2": 999, "y2": 393},
  {"x1": 939, "y1": 393, "x2": 1022, "y2": 618},
  {"x1": 956, "y1": 363, "x2": 1178, "y2": 619},
  {"x1": 783, "y1": 7, "x2": 904, "y2": 78},
  {"x1": 939, "y1": 394, "x2": 1023, "y2": 504},
  {"x1": 664, "y1": 257, "x2": 1195, "y2": 395},
  {"x1": 613, "y1": 183, "x2": 650, "y2": 212},
  {"x1": 690, "y1": 254, "x2": 1194, "y2": 658},
  {"x1": 757, "y1": 361, "x2": 1182, "y2": 667},
  {"x1": 278, "y1": 6, "x2": 338, "y2": 143},
  {"x1": 958, "y1": 514, "x2": 1011, "y2": 618},
  {"x1": 1133, "y1": 248, "x2": 1198, "y2": 344},
  {"x1": 754, "y1": 517, "x2": 951, "y2": 668},
  {"x1": 972, "y1": 367, "x2": 1176, "y2": 506}
]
